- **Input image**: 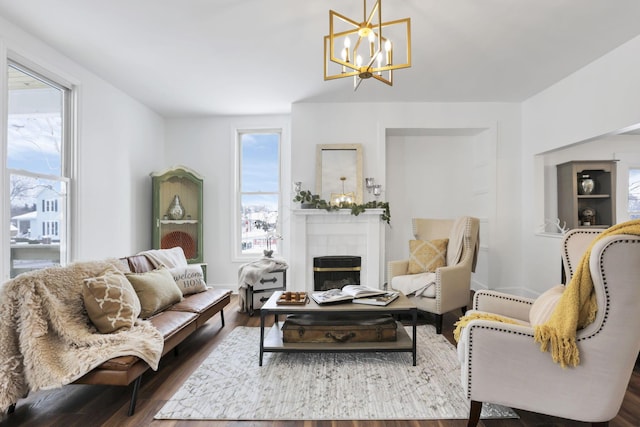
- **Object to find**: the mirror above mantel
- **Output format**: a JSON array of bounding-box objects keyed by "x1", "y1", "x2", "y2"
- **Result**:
[{"x1": 315, "y1": 143, "x2": 363, "y2": 204}]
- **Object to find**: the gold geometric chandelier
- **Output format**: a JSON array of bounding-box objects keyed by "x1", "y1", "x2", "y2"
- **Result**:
[{"x1": 324, "y1": 0, "x2": 411, "y2": 90}]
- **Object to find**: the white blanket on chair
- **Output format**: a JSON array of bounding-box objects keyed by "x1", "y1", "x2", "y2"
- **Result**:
[
  {"x1": 392, "y1": 272, "x2": 437, "y2": 298},
  {"x1": 237, "y1": 257, "x2": 288, "y2": 312}
]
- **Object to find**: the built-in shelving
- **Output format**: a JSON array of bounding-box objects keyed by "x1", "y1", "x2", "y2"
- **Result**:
[{"x1": 557, "y1": 160, "x2": 616, "y2": 230}]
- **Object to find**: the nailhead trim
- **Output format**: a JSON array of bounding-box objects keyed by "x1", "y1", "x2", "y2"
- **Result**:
[
  {"x1": 465, "y1": 324, "x2": 534, "y2": 399},
  {"x1": 465, "y1": 238, "x2": 640, "y2": 400},
  {"x1": 472, "y1": 293, "x2": 533, "y2": 310},
  {"x1": 562, "y1": 230, "x2": 601, "y2": 281}
]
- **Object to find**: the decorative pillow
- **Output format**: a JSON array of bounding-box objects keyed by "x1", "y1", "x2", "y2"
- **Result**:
[
  {"x1": 137, "y1": 247, "x2": 188, "y2": 269},
  {"x1": 529, "y1": 284, "x2": 565, "y2": 326},
  {"x1": 83, "y1": 267, "x2": 141, "y2": 333},
  {"x1": 168, "y1": 265, "x2": 208, "y2": 295},
  {"x1": 126, "y1": 267, "x2": 183, "y2": 318},
  {"x1": 407, "y1": 238, "x2": 449, "y2": 274}
]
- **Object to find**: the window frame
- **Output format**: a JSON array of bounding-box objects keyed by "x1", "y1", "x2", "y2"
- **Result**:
[
  {"x1": 233, "y1": 128, "x2": 283, "y2": 262},
  {"x1": 4, "y1": 54, "x2": 76, "y2": 279}
]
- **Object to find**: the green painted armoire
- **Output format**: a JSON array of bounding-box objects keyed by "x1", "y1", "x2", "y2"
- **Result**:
[{"x1": 151, "y1": 166, "x2": 204, "y2": 264}]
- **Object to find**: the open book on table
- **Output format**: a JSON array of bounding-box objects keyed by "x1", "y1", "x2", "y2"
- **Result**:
[{"x1": 311, "y1": 285, "x2": 387, "y2": 304}]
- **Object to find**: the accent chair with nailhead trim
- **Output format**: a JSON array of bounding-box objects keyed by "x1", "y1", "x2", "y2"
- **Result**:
[{"x1": 456, "y1": 227, "x2": 640, "y2": 427}]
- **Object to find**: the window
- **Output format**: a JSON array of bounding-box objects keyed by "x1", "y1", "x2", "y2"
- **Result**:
[
  {"x1": 629, "y1": 168, "x2": 640, "y2": 219},
  {"x1": 236, "y1": 130, "x2": 281, "y2": 258},
  {"x1": 6, "y1": 60, "x2": 73, "y2": 278}
]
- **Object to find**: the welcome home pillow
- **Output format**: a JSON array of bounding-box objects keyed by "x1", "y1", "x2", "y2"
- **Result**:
[
  {"x1": 407, "y1": 238, "x2": 449, "y2": 274},
  {"x1": 168, "y1": 265, "x2": 208, "y2": 295},
  {"x1": 126, "y1": 267, "x2": 183, "y2": 318},
  {"x1": 83, "y1": 267, "x2": 141, "y2": 333}
]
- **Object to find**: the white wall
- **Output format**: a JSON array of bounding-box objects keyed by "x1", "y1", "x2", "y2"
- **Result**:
[
  {"x1": 291, "y1": 102, "x2": 522, "y2": 293},
  {"x1": 0, "y1": 16, "x2": 165, "y2": 278},
  {"x1": 385, "y1": 134, "x2": 476, "y2": 259},
  {"x1": 522, "y1": 33, "x2": 640, "y2": 295},
  {"x1": 164, "y1": 115, "x2": 291, "y2": 287}
]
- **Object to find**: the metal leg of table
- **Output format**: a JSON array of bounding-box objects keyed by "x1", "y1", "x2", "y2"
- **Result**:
[
  {"x1": 412, "y1": 308, "x2": 417, "y2": 366},
  {"x1": 259, "y1": 309, "x2": 266, "y2": 366}
]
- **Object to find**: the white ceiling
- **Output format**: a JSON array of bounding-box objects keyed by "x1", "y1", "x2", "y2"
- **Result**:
[{"x1": 1, "y1": 1, "x2": 640, "y2": 118}]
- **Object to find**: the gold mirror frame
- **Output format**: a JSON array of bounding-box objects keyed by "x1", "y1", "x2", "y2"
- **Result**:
[{"x1": 315, "y1": 144, "x2": 363, "y2": 204}]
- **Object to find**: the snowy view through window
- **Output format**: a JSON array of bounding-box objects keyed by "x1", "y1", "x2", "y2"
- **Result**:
[
  {"x1": 239, "y1": 132, "x2": 280, "y2": 256},
  {"x1": 630, "y1": 168, "x2": 640, "y2": 219},
  {"x1": 7, "y1": 64, "x2": 67, "y2": 277}
]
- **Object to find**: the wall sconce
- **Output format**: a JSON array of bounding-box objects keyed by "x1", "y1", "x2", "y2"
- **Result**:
[
  {"x1": 365, "y1": 177, "x2": 375, "y2": 193},
  {"x1": 366, "y1": 177, "x2": 382, "y2": 197}
]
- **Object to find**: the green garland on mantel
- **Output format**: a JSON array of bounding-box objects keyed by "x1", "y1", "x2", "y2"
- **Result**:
[{"x1": 293, "y1": 189, "x2": 391, "y2": 224}]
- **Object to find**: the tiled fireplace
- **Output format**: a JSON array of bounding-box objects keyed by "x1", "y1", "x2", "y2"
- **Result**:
[{"x1": 289, "y1": 209, "x2": 385, "y2": 293}]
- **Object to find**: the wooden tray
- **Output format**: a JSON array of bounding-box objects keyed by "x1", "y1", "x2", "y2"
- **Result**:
[{"x1": 276, "y1": 292, "x2": 308, "y2": 305}]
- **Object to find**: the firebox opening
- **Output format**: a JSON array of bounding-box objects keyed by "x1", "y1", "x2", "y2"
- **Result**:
[{"x1": 313, "y1": 255, "x2": 361, "y2": 291}]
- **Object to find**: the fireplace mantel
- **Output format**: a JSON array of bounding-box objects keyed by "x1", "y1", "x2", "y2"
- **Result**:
[{"x1": 289, "y1": 208, "x2": 386, "y2": 292}]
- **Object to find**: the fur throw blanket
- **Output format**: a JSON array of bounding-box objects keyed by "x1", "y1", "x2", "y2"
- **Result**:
[
  {"x1": 237, "y1": 257, "x2": 288, "y2": 312},
  {"x1": 0, "y1": 259, "x2": 164, "y2": 412}
]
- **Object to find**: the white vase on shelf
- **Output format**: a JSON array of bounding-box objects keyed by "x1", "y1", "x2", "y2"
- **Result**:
[{"x1": 167, "y1": 194, "x2": 185, "y2": 220}]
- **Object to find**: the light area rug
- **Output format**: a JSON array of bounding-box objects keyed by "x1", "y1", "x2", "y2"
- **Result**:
[{"x1": 155, "y1": 326, "x2": 517, "y2": 421}]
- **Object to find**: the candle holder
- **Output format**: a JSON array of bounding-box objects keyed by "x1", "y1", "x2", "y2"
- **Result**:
[
  {"x1": 365, "y1": 177, "x2": 375, "y2": 193},
  {"x1": 373, "y1": 184, "x2": 382, "y2": 197}
]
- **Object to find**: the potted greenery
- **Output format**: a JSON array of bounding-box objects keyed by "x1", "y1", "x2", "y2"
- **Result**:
[{"x1": 293, "y1": 188, "x2": 391, "y2": 224}]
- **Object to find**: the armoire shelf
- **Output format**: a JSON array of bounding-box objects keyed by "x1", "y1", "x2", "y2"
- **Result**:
[{"x1": 557, "y1": 160, "x2": 616, "y2": 230}]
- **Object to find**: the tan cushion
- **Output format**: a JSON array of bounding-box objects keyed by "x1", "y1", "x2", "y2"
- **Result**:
[
  {"x1": 83, "y1": 267, "x2": 141, "y2": 333},
  {"x1": 126, "y1": 267, "x2": 183, "y2": 319},
  {"x1": 407, "y1": 238, "x2": 448, "y2": 274},
  {"x1": 168, "y1": 265, "x2": 208, "y2": 295},
  {"x1": 96, "y1": 355, "x2": 140, "y2": 371},
  {"x1": 529, "y1": 284, "x2": 565, "y2": 325}
]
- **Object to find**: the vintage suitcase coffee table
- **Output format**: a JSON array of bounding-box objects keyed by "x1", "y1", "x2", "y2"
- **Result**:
[{"x1": 259, "y1": 291, "x2": 418, "y2": 366}]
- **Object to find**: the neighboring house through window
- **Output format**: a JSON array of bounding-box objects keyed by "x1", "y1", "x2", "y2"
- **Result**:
[
  {"x1": 629, "y1": 167, "x2": 640, "y2": 219},
  {"x1": 235, "y1": 130, "x2": 281, "y2": 259},
  {"x1": 6, "y1": 59, "x2": 73, "y2": 278}
]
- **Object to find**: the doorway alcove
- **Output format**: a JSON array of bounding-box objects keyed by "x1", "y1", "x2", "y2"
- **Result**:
[{"x1": 382, "y1": 127, "x2": 495, "y2": 290}]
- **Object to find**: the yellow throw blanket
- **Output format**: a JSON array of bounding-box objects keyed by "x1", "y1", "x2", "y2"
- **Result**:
[
  {"x1": 455, "y1": 219, "x2": 640, "y2": 368},
  {"x1": 453, "y1": 312, "x2": 521, "y2": 342}
]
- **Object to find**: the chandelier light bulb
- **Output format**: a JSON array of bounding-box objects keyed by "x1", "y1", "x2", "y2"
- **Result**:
[
  {"x1": 385, "y1": 39, "x2": 392, "y2": 65},
  {"x1": 341, "y1": 47, "x2": 348, "y2": 73},
  {"x1": 343, "y1": 37, "x2": 351, "y2": 64},
  {"x1": 356, "y1": 55, "x2": 363, "y2": 67},
  {"x1": 368, "y1": 31, "x2": 376, "y2": 57}
]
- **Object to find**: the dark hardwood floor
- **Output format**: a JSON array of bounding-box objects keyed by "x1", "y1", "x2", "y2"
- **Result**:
[{"x1": 1, "y1": 294, "x2": 638, "y2": 427}]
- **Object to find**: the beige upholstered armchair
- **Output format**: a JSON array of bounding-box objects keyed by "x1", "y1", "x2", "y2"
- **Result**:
[
  {"x1": 457, "y1": 227, "x2": 640, "y2": 427},
  {"x1": 388, "y1": 216, "x2": 480, "y2": 334}
]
